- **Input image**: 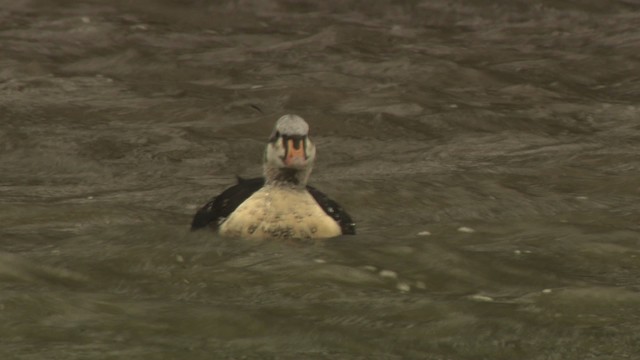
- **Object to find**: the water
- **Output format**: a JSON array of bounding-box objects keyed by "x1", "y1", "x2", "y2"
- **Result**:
[{"x1": 2, "y1": 0, "x2": 640, "y2": 359}]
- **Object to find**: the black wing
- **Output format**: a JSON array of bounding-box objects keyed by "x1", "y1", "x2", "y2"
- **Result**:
[
  {"x1": 306, "y1": 185, "x2": 356, "y2": 235},
  {"x1": 190, "y1": 177, "x2": 265, "y2": 231}
]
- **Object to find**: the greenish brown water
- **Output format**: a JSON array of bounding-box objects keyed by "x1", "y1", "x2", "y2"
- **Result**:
[{"x1": 1, "y1": 0, "x2": 640, "y2": 359}]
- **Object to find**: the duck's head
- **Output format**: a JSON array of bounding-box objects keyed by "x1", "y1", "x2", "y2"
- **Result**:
[{"x1": 264, "y1": 114, "x2": 316, "y2": 186}]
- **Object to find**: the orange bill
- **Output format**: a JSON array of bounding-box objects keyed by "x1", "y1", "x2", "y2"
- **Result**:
[{"x1": 285, "y1": 138, "x2": 306, "y2": 165}]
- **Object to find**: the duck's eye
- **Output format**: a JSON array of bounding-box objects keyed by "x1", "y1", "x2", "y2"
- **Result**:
[{"x1": 269, "y1": 131, "x2": 280, "y2": 143}]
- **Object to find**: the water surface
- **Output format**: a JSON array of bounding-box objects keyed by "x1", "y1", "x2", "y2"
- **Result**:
[{"x1": 1, "y1": 0, "x2": 640, "y2": 359}]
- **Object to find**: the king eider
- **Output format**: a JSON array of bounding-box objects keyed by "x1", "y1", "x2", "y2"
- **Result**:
[{"x1": 191, "y1": 114, "x2": 356, "y2": 240}]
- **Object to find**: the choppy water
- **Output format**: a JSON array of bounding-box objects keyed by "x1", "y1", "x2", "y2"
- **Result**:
[{"x1": 2, "y1": 0, "x2": 640, "y2": 359}]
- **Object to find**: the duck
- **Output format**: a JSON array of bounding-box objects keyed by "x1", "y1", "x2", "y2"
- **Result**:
[{"x1": 191, "y1": 114, "x2": 355, "y2": 240}]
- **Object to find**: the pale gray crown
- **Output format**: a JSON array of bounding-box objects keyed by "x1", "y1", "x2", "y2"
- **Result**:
[{"x1": 274, "y1": 114, "x2": 309, "y2": 136}]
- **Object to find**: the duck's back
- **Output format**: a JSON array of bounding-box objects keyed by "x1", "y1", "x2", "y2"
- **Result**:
[{"x1": 219, "y1": 185, "x2": 342, "y2": 240}]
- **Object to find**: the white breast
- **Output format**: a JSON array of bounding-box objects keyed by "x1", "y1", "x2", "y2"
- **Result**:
[{"x1": 219, "y1": 186, "x2": 342, "y2": 240}]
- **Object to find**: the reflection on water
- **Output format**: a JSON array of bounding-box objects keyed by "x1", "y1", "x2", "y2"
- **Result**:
[{"x1": 1, "y1": 0, "x2": 640, "y2": 358}]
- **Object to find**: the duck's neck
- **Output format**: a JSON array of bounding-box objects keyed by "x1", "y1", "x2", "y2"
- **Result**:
[{"x1": 264, "y1": 166, "x2": 311, "y2": 188}]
